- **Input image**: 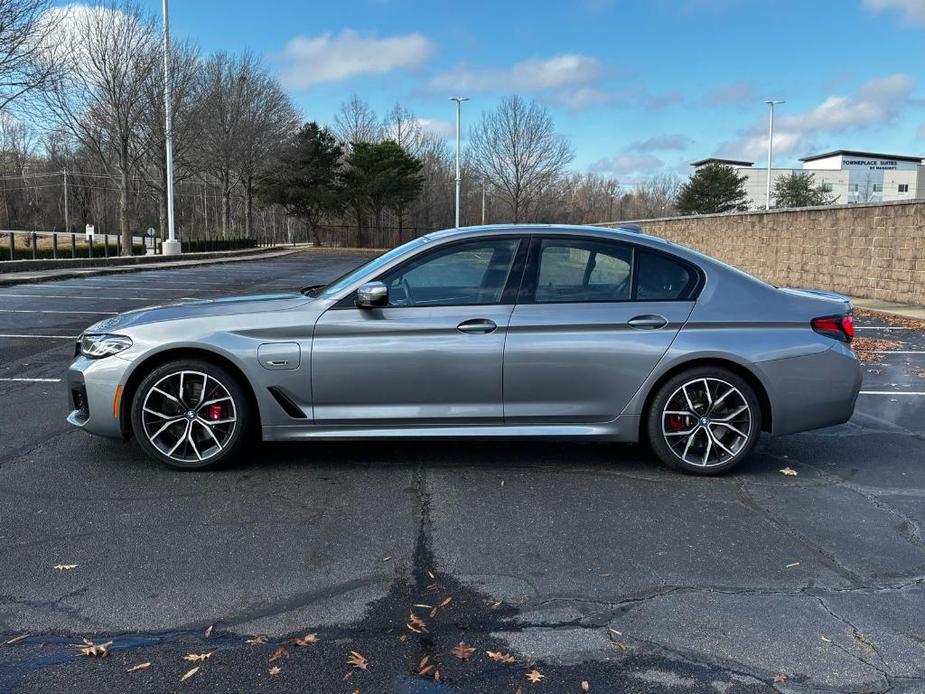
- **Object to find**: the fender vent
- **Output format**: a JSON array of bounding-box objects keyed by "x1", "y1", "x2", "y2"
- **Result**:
[{"x1": 267, "y1": 386, "x2": 307, "y2": 419}]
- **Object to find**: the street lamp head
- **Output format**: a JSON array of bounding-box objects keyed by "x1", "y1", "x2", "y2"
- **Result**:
[
  {"x1": 449, "y1": 96, "x2": 470, "y2": 103},
  {"x1": 764, "y1": 99, "x2": 785, "y2": 105}
]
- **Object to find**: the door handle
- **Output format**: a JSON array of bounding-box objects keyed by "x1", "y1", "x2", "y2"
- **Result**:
[
  {"x1": 457, "y1": 319, "x2": 497, "y2": 334},
  {"x1": 627, "y1": 314, "x2": 668, "y2": 330}
]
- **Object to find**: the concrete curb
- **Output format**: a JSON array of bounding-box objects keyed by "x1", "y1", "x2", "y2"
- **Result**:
[{"x1": 0, "y1": 246, "x2": 304, "y2": 287}]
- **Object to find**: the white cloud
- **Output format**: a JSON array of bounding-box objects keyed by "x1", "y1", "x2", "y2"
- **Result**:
[
  {"x1": 430, "y1": 54, "x2": 602, "y2": 93},
  {"x1": 280, "y1": 30, "x2": 433, "y2": 89},
  {"x1": 416, "y1": 118, "x2": 454, "y2": 139},
  {"x1": 628, "y1": 134, "x2": 693, "y2": 152},
  {"x1": 716, "y1": 73, "x2": 918, "y2": 160},
  {"x1": 429, "y1": 54, "x2": 607, "y2": 109},
  {"x1": 591, "y1": 153, "x2": 664, "y2": 176},
  {"x1": 862, "y1": 0, "x2": 925, "y2": 26}
]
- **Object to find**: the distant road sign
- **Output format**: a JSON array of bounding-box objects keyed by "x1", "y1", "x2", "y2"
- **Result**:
[
  {"x1": 146, "y1": 227, "x2": 156, "y2": 237},
  {"x1": 85, "y1": 224, "x2": 95, "y2": 239}
]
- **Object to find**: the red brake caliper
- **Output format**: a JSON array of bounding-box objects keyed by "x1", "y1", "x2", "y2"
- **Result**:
[
  {"x1": 208, "y1": 404, "x2": 223, "y2": 421},
  {"x1": 667, "y1": 414, "x2": 689, "y2": 430}
]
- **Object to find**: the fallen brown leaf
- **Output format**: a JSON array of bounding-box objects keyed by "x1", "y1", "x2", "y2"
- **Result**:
[
  {"x1": 609, "y1": 640, "x2": 628, "y2": 651},
  {"x1": 293, "y1": 633, "x2": 319, "y2": 647},
  {"x1": 182, "y1": 651, "x2": 214, "y2": 662},
  {"x1": 126, "y1": 662, "x2": 151, "y2": 672},
  {"x1": 269, "y1": 665, "x2": 282, "y2": 676},
  {"x1": 451, "y1": 642, "x2": 476, "y2": 660},
  {"x1": 786, "y1": 562, "x2": 801, "y2": 568},
  {"x1": 70, "y1": 638, "x2": 112, "y2": 657},
  {"x1": 180, "y1": 666, "x2": 199, "y2": 682},
  {"x1": 407, "y1": 612, "x2": 428, "y2": 633},
  {"x1": 1, "y1": 634, "x2": 30, "y2": 647},
  {"x1": 269, "y1": 646, "x2": 288, "y2": 662},
  {"x1": 204, "y1": 625, "x2": 213, "y2": 638},
  {"x1": 429, "y1": 607, "x2": 438, "y2": 618},
  {"x1": 580, "y1": 680, "x2": 590, "y2": 691},
  {"x1": 439, "y1": 597, "x2": 452, "y2": 608},
  {"x1": 53, "y1": 564, "x2": 78, "y2": 571},
  {"x1": 779, "y1": 467, "x2": 798, "y2": 476},
  {"x1": 820, "y1": 635, "x2": 831, "y2": 643},
  {"x1": 486, "y1": 650, "x2": 516, "y2": 664},
  {"x1": 245, "y1": 635, "x2": 268, "y2": 645},
  {"x1": 773, "y1": 673, "x2": 787, "y2": 682},
  {"x1": 526, "y1": 669, "x2": 545, "y2": 683},
  {"x1": 382, "y1": 555, "x2": 392, "y2": 562},
  {"x1": 417, "y1": 654, "x2": 434, "y2": 677},
  {"x1": 347, "y1": 651, "x2": 369, "y2": 670}
]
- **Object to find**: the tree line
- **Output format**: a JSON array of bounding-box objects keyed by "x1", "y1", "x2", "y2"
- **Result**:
[{"x1": 2, "y1": 0, "x2": 836, "y2": 255}]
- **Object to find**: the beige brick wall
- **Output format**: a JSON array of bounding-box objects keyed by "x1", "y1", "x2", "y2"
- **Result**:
[{"x1": 599, "y1": 200, "x2": 925, "y2": 305}]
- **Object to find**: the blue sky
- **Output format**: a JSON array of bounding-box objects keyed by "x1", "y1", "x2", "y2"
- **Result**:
[{"x1": 139, "y1": 0, "x2": 923, "y2": 182}]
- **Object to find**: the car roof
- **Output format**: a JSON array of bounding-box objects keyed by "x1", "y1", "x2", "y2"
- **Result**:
[{"x1": 422, "y1": 223, "x2": 673, "y2": 249}]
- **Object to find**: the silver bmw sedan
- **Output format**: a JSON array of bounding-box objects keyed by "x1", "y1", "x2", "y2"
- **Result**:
[{"x1": 66, "y1": 224, "x2": 862, "y2": 475}]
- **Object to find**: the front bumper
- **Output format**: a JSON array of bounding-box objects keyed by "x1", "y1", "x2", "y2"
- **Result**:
[{"x1": 66, "y1": 355, "x2": 133, "y2": 439}]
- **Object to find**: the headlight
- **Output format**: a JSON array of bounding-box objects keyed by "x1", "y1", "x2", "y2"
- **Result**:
[{"x1": 80, "y1": 333, "x2": 133, "y2": 359}]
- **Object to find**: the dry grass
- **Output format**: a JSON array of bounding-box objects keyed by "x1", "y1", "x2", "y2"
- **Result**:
[{"x1": 854, "y1": 308, "x2": 925, "y2": 330}]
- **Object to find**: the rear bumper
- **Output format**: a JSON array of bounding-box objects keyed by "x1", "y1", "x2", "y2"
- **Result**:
[
  {"x1": 66, "y1": 355, "x2": 132, "y2": 439},
  {"x1": 757, "y1": 342, "x2": 862, "y2": 436}
]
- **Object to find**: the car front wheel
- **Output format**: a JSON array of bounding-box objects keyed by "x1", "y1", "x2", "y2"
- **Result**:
[
  {"x1": 646, "y1": 367, "x2": 761, "y2": 475},
  {"x1": 131, "y1": 359, "x2": 250, "y2": 470}
]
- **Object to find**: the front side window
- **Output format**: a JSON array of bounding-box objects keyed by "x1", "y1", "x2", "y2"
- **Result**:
[
  {"x1": 534, "y1": 239, "x2": 632, "y2": 303},
  {"x1": 635, "y1": 251, "x2": 694, "y2": 300},
  {"x1": 381, "y1": 238, "x2": 520, "y2": 307}
]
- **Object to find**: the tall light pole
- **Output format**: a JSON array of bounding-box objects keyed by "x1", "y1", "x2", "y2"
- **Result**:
[
  {"x1": 450, "y1": 96, "x2": 469, "y2": 228},
  {"x1": 161, "y1": 0, "x2": 180, "y2": 255},
  {"x1": 764, "y1": 99, "x2": 784, "y2": 210}
]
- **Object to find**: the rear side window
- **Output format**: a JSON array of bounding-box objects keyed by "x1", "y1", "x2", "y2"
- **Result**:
[
  {"x1": 535, "y1": 239, "x2": 632, "y2": 303},
  {"x1": 635, "y1": 251, "x2": 695, "y2": 300}
]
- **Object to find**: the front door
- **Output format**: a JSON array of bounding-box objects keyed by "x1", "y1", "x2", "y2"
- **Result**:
[
  {"x1": 503, "y1": 237, "x2": 699, "y2": 423},
  {"x1": 312, "y1": 237, "x2": 525, "y2": 424}
]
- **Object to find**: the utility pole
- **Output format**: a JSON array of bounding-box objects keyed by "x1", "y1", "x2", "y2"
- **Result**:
[
  {"x1": 62, "y1": 168, "x2": 69, "y2": 233},
  {"x1": 161, "y1": 0, "x2": 180, "y2": 254},
  {"x1": 449, "y1": 96, "x2": 469, "y2": 228},
  {"x1": 481, "y1": 183, "x2": 486, "y2": 225},
  {"x1": 764, "y1": 100, "x2": 784, "y2": 210}
]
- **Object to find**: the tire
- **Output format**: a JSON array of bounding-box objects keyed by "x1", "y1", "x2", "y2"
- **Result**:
[
  {"x1": 131, "y1": 358, "x2": 251, "y2": 470},
  {"x1": 646, "y1": 366, "x2": 761, "y2": 476}
]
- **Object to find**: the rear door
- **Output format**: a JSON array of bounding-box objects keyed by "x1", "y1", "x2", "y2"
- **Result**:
[{"x1": 503, "y1": 236, "x2": 699, "y2": 423}]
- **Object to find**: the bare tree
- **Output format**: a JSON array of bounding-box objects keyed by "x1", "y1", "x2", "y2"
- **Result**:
[
  {"x1": 382, "y1": 102, "x2": 423, "y2": 154},
  {"x1": 333, "y1": 94, "x2": 379, "y2": 146},
  {"x1": 0, "y1": 0, "x2": 61, "y2": 111},
  {"x1": 234, "y1": 62, "x2": 298, "y2": 236},
  {"x1": 139, "y1": 37, "x2": 203, "y2": 239},
  {"x1": 42, "y1": 2, "x2": 159, "y2": 253},
  {"x1": 467, "y1": 95, "x2": 573, "y2": 223},
  {"x1": 196, "y1": 51, "x2": 249, "y2": 236}
]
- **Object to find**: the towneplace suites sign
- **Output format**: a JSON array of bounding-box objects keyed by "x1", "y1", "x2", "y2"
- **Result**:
[{"x1": 842, "y1": 158, "x2": 898, "y2": 170}]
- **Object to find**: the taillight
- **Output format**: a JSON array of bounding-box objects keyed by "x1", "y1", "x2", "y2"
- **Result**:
[{"x1": 812, "y1": 314, "x2": 854, "y2": 343}]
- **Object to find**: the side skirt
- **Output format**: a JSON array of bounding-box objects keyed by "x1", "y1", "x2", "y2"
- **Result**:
[{"x1": 262, "y1": 415, "x2": 640, "y2": 443}]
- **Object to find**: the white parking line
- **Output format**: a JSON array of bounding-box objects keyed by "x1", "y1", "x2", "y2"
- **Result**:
[
  {"x1": 0, "y1": 377, "x2": 62, "y2": 383},
  {"x1": 860, "y1": 390, "x2": 925, "y2": 396},
  {"x1": 0, "y1": 334, "x2": 76, "y2": 339},
  {"x1": 0, "y1": 293, "x2": 156, "y2": 302},
  {"x1": 856, "y1": 326, "x2": 919, "y2": 330},
  {"x1": 871, "y1": 350, "x2": 925, "y2": 354},
  {"x1": 0, "y1": 308, "x2": 116, "y2": 315}
]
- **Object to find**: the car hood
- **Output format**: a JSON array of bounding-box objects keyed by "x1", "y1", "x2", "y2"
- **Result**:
[{"x1": 83, "y1": 293, "x2": 310, "y2": 333}]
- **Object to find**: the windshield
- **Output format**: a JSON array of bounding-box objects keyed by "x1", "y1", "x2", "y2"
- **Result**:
[{"x1": 311, "y1": 236, "x2": 430, "y2": 299}]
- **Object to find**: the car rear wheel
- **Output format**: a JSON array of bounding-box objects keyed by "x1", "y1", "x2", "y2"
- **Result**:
[
  {"x1": 646, "y1": 367, "x2": 761, "y2": 475},
  {"x1": 131, "y1": 359, "x2": 250, "y2": 470}
]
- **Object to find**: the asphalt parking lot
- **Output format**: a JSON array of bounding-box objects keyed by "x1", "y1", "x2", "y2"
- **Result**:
[{"x1": 1, "y1": 250, "x2": 924, "y2": 693}]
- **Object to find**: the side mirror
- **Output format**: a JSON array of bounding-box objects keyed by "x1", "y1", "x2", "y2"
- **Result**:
[{"x1": 356, "y1": 281, "x2": 388, "y2": 308}]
